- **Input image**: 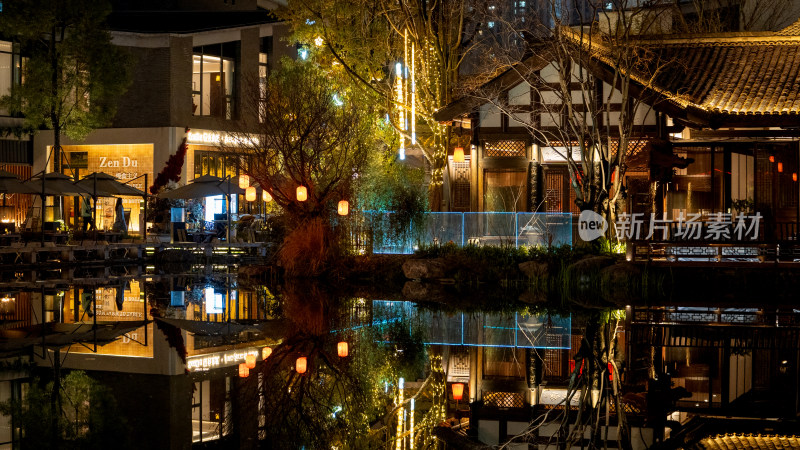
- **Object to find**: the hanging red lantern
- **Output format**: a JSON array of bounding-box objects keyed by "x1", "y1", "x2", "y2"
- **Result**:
[
  {"x1": 451, "y1": 383, "x2": 464, "y2": 401},
  {"x1": 262, "y1": 347, "x2": 272, "y2": 360},
  {"x1": 296, "y1": 186, "x2": 307, "y2": 201},
  {"x1": 245, "y1": 354, "x2": 256, "y2": 369},
  {"x1": 245, "y1": 186, "x2": 257, "y2": 202},
  {"x1": 793, "y1": 173, "x2": 798, "y2": 182},
  {"x1": 238, "y1": 363, "x2": 249, "y2": 378},
  {"x1": 778, "y1": 162, "x2": 784, "y2": 173},
  {"x1": 608, "y1": 362, "x2": 614, "y2": 382},
  {"x1": 296, "y1": 356, "x2": 307, "y2": 374},
  {"x1": 769, "y1": 155, "x2": 775, "y2": 163},
  {"x1": 337, "y1": 341, "x2": 349, "y2": 357},
  {"x1": 453, "y1": 147, "x2": 465, "y2": 163},
  {"x1": 337, "y1": 200, "x2": 349, "y2": 216}
]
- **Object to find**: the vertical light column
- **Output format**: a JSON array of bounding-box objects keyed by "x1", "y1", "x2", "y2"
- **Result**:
[
  {"x1": 411, "y1": 42, "x2": 416, "y2": 145},
  {"x1": 395, "y1": 377, "x2": 405, "y2": 450},
  {"x1": 409, "y1": 398, "x2": 415, "y2": 449},
  {"x1": 396, "y1": 61, "x2": 405, "y2": 161}
]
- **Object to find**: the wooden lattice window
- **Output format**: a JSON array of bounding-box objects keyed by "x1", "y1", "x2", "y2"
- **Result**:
[
  {"x1": 485, "y1": 140, "x2": 526, "y2": 157},
  {"x1": 483, "y1": 392, "x2": 526, "y2": 408},
  {"x1": 452, "y1": 161, "x2": 470, "y2": 210}
]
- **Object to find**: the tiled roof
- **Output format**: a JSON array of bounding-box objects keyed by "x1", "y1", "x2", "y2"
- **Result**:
[
  {"x1": 777, "y1": 17, "x2": 800, "y2": 35},
  {"x1": 642, "y1": 38, "x2": 800, "y2": 116},
  {"x1": 697, "y1": 433, "x2": 800, "y2": 450}
]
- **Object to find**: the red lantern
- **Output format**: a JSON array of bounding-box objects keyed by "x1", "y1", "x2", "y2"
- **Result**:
[
  {"x1": 453, "y1": 147, "x2": 464, "y2": 163},
  {"x1": 246, "y1": 354, "x2": 256, "y2": 369},
  {"x1": 608, "y1": 362, "x2": 614, "y2": 382},
  {"x1": 238, "y1": 363, "x2": 249, "y2": 378},
  {"x1": 769, "y1": 155, "x2": 775, "y2": 163},
  {"x1": 451, "y1": 383, "x2": 464, "y2": 401},
  {"x1": 778, "y1": 162, "x2": 784, "y2": 173},
  {"x1": 337, "y1": 341, "x2": 349, "y2": 357},
  {"x1": 262, "y1": 347, "x2": 272, "y2": 360},
  {"x1": 296, "y1": 356, "x2": 307, "y2": 374},
  {"x1": 793, "y1": 173, "x2": 798, "y2": 182}
]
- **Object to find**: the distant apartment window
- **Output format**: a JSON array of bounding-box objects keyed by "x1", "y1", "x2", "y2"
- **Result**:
[
  {"x1": 259, "y1": 52, "x2": 268, "y2": 122},
  {"x1": 192, "y1": 42, "x2": 238, "y2": 119}
]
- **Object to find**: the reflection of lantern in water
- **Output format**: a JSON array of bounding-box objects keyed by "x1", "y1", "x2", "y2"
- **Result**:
[
  {"x1": 239, "y1": 363, "x2": 249, "y2": 378},
  {"x1": 296, "y1": 186, "x2": 307, "y2": 202},
  {"x1": 245, "y1": 186, "x2": 257, "y2": 202},
  {"x1": 337, "y1": 341, "x2": 348, "y2": 357},
  {"x1": 608, "y1": 362, "x2": 614, "y2": 381},
  {"x1": 451, "y1": 383, "x2": 464, "y2": 401},
  {"x1": 239, "y1": 174, "x2": 250, "y2": 189},
  {"x1": 794, "y1": 173, "x2": 798, "y2": 182},
  {"x1": 296, "y1": 357, "x2": 307, "y2": 374},
  {"x1": 337, "y1": 200, "x2": 349, "y2": 216},
  {"x1": 262, "y1": 190, "x2": 272, "y2": 202},
  {"x1": 246, "y1": 354, "x2": 256, "y2": 369},
  {"x1": 262, "y1": 347, "x2": 272, "y2": 360},
  {"x1": 778, "y1": 162, "x2": 784, "y2": 173}
]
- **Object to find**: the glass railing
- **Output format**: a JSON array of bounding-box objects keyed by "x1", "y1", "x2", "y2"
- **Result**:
[{"x1": 362, "y1": 211, "x2": 572, "y2": 254}]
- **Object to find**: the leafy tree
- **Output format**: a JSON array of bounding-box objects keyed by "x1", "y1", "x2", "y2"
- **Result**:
[
  {"x1": 0, "y1": 0, "x2": 131, "y2": 170},
  {"x1": 0, "y1": 371, "x2": 132, "y2": 450},
  {"x1": 229, "y1": 59, "x2": 378, "y2": 275},
  {"x1": 282, "y1": 0, "x2": 481, "y2": 210}
]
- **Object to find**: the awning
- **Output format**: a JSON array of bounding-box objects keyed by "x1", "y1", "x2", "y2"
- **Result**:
[
  {"x1": 155, "y1": 317, "x2": 261, "y2": 337},
  {"x1": 0, "y1": 320, "x2": 149, "y2": 354}
]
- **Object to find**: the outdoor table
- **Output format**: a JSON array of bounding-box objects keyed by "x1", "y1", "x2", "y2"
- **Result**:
[{"x1": 0, "y1": 233, "x2": 21, "y2": 246}]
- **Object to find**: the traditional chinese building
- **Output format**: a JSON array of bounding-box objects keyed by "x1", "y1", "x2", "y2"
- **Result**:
[{"x1": 434, "y1": 20, "x2": 800, "y2": 244}]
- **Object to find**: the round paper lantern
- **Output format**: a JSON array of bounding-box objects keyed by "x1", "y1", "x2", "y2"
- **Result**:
[
  {"x1": 337, "y1": 200, "x2": 349, "y2": 216},
  {"x1": 262, "y1": 347, "x2": 272, "y2": 360},
  {"x1": 239, "y1": 174, "x2": 250, "y2": 189},
  {"x1": 245, "y1": 354, "x2": 256, "y2": 369},
  {"x1": 262, "y1": 190, "x2": 272, "y2": 202},
  {"x1": 778, "y1": 162, "x2": 784, "y2": 173},
  {"x1": 245, "y1": 186, "x2": 257, "y2": 202},
  {"x1": 453, "y1": 147, "x2": 464, "y2": 163},
  {"x1": 337, "y1": 341, "x2": 349, "y2": 357},
  {"x1": 451, "y1": 383, "x2": 464, "y2": 401},
  {"x1": 296, "y1": 186, "x2": 307, "y2": 202},
  {"x1": 296, "y1": 356, "x2": 307, "y2": 374},
  {"x1": 238, "y1": 363, "x2": 249, "y2": 378}
]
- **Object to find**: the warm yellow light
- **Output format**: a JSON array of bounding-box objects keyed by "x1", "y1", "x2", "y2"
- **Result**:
[
  {"x1": 262, "y1": 190, "x2": 272, "y2": 202},
  {"x1": 314, "y1": 36, "x2": 324, "y2": 47},
  {"x1": 453, "y1": 147, "x2": 464, "y2": 163},
  {"x1": 239, "y1": 174, "x2": 250, "y2": 189},
  {"x1": 245, "y1": 186, "x2": 257, "y2": 202},
  {"x1": 337, "y1": 200, "x2": 349, "y2": 216},
  {"x1": 238, "y1": 363, "x2": 249, "y2": 378},
  {"x1": 262, "y1": 347, "x2": 272, "y2": 360},
  {"x1": 452, "y1": 382, "x2": 464, "y2": 400},
  {"x1": 769, "y1": 155, "x2": 775, "y2": 163},
  {"x1": 245, "y1": 354, "x2": 256, "y2": 369},
  {"x1": 296, "y1": 356, "x2": 307, "y2": 374},
  {"x1": 794, "y1": 173, "x2": 798, "y2": 182},
  {"x1": 337, "y1": 341, "x2": 349, "y2": 357},
  {"x1": 778, "y1": 162, "x2": 784, "y2": 173},
  {"x1": 296, "y1": 186, "x2": 307, "y2": 202}
]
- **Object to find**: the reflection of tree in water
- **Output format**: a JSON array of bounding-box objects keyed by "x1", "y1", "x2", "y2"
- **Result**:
[{"x1": 230, "y1": 283, "x2": 445, "y2": 448}]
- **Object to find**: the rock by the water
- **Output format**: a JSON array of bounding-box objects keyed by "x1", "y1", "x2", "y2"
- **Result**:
[
  {"x1": 519, "y1": 261, "x2": 549, "y2": 279},
  {"x1": 402, "y1": 258, "x2": 447, "y2": 279}
]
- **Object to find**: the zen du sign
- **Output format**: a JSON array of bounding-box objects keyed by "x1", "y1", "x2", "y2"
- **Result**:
[{"x1": 578, "y1": 211, "x2": 763, "y2": 242}]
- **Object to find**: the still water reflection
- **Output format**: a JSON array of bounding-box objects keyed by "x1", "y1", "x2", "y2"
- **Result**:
[{"x1": 0, "y1": 265, "x2": 584, "y2": 448}]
